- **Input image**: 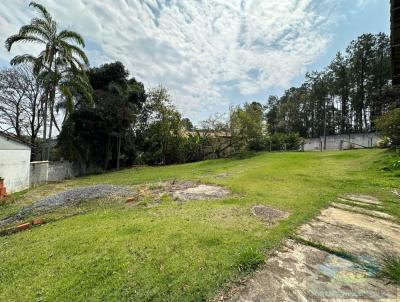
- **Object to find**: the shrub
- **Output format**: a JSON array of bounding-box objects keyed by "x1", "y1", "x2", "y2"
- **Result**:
[
  {"x1": 376, "y1": 108, "x2": 400, "y2": 147},
  {"x1": 266, "y1": 132, "x2": 303, "y2": 151},
  {"x1": 377, "y1": 137, "x2": 391, "y2": 148}
]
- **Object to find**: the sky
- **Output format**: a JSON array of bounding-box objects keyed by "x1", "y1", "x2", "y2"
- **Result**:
[{"x1": 0, "y1": 0, "x2": 390, "y2": 124}]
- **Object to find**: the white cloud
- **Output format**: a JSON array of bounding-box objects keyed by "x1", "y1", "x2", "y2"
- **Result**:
[{"x1": 0, "y1": 0, "x2": 349, "y2": 122}]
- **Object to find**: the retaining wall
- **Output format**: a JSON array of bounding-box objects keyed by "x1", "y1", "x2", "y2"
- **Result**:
[
  {"x1": 48, "y1": 161, "x2": 75, "y2": 182},
  {"x1": 303, "y1": 133, "x2": 381, "y2": 151},
  {"x1": 30, "y1": 161, "x2": 49, "y2": 187}
]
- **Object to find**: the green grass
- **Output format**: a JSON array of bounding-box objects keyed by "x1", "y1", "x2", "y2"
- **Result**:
[
  {"x1": 0, "y1": 149, "x2": 399, "y2": 301},
  {"x1": 380, "y1": 254, "x2": 400, "y2": 284}
]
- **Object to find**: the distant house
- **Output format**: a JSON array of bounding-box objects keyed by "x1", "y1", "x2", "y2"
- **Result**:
[{"x1": 0, "y1": 131, "x2": 31, "y2": 193}]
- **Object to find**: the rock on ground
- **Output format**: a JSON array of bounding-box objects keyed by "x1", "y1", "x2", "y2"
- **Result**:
[
  {"x1": 226, "y1": 194, "x2": 400, "y2": 302},
  {"x1": 340, "y1": 193, "x2": 381, "y2": 205},
  {"x1": 228, "y1": 240, "x2": 399, "y2": 302},
  {"x1": 331, "y1": 202, "x2": 395, "y2": 220}
]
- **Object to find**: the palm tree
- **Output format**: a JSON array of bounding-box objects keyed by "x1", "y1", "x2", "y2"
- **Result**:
[{"x1": 5, "y1": 2, "x2": 91, "y2": 160}]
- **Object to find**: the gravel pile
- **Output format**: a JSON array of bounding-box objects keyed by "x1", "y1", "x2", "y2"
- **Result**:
[{"x1": 0, "y1": 185, "x2": 133, "y2": 227}]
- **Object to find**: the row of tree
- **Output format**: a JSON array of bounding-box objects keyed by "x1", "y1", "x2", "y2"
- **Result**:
[{"x1": 266, "y1": 33, "x2": 393, "y2": 138}]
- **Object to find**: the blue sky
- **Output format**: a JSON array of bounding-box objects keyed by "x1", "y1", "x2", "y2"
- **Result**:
[{"x1": 0, "y1": 0, "x2": 390, "y2": 124}]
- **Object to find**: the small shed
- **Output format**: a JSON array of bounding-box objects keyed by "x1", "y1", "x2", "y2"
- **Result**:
[{"x1": 0, "y1": 132, "x2": 31, "y2": 193}]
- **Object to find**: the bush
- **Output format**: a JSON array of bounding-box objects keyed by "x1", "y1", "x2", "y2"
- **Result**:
[
  {"x1": 266, "y1": 132, "x2": 303, "y2": 151},
  {"x1": 376, "y1": 108, "x2": 400, "y2": 147},
  {"x1": 377, "y1": 137, "x2": 391, "y2": 148}
]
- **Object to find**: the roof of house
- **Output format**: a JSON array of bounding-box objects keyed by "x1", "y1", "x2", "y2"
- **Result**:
[{"x1": 0, "y1": 131, "x2": 32, "y2": 148}]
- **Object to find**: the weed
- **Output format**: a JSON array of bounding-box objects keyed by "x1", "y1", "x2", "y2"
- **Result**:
[
  {"x1": 235, "y1": 248, "x2": 264, "y2": 272},
  {"x1": 379, "y1": 254, "x2": 400, "y2": 284}
]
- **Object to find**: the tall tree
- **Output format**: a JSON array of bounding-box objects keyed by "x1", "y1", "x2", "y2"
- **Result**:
[
  {"x1": 143, "y1": 87, "x2": 183, "y2": 165},
  {"x1": 265, "y1": 33, "x2": 391, "y2": 139},
  {"x1": 0, "y1": 64, "x2": 44, "y2": 153},
  {"x1": 89, "y1": 62, "x2": 146, "y2": 169},
  {"x1": 59, "y1": 62, "x2": 146, "y2": 170},
  {"x1": 5, "y1": 1, "x2": 91, "y2": 160},
  {"x1": 329, "y1": 52, "x2": 351, "y2": 133}
]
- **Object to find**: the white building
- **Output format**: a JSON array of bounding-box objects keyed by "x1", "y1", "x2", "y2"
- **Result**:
[{"x1": 0, "y1": 132, "x2": 31, "y2": 193}]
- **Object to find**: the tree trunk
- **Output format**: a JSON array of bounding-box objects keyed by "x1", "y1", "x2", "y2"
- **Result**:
[
  {"x1": 116, "y1": 135, "x2": 121, "y2": 170},
  {"x1": 47, "y1": 90, "x2": 54, "y2": 161},
  {"x1": 323, "y1": 97, "x2": 327, "y2": 150},
  {"x1": 41, "y1": 90, "x2": 49, "y2": 161},
  {"x1": 104, "y1": 136, "x2": 113, "y2": 170}
]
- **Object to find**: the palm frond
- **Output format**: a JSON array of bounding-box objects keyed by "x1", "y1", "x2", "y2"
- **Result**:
[
  {"x1": 29, "y1": 2, "x2": 53, "y2": 25},
  {"x1": 58, "y1": 30, "x2": 85, "y2": 47},
  {"x1": 57, "y1": 40, "x2": 89, "y2": 64},
  {"x1": 10, "y1": 54, "x2": 37, "y2": 66},
  {"x1": 19, "y1": 25, "x2": 49, "y2": 42},
  {"x1": 72, "y1": 56, "x2": 89, "y2": 71},
  {"x1": 59, "y1": 84, "x2": 74, "y2": 113},
  {"x1": 4, "y1": 34, "x2": 44, "y2": 51},
  {"x1": 31, "y1": 17, "x2": 53, "y2": 36}
]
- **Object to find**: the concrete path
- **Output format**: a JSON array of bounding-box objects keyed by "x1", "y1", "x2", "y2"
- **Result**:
[{"x1": 227, "y1": 194, "x2": 400, "y2": 302}]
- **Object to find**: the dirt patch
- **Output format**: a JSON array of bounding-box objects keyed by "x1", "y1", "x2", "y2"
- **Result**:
[
  {"x1": 251, "y1": 205, "x2": 289, "y2": 226},
  {"x1": 125, "y1": 181, "x2": 231, "y2": 205},
  {"x1": 171, "y1": 184, "x2": 230, "y2": 201}
]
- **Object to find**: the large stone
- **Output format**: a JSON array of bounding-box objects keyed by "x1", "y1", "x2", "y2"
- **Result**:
[
  {"x1": 298, "y1": 207, "x2": 400, "y2": 261},
  {"x1": 340, "y1": 194, "x2": 381, "y2": 205},
  {"x1": 331, "y1": 202, "x2": 394, "y2": 220},
  {"x1": 337, "y1": 197, "x2": 383, "y2": 208},
  {"x1": 227, "y1": 240, "x2": 399, "y2": 302}
]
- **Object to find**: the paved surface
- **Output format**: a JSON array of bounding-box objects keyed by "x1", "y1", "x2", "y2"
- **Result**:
[{"x1": 227, "y1": 194, "x2": 400, "y2": 302}]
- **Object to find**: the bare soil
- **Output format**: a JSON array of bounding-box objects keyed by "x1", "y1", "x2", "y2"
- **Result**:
[
  {"x1": 251, "y1": 205, "x2": 289, "y2": 226},
  {"x1": 125, "y1": 181, "x2": 231, "y2": 205}
]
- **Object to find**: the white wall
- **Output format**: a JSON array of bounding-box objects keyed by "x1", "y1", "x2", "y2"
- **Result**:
[
  {"x1": 303, "y1": 133, "x2": 381, "y2": 152},
  {"x1": 0, "y1": 135, "x2": 31, "y2": 193},
  {"x1": 30, "y1": 161, "x2": 49, "y2": 187}
]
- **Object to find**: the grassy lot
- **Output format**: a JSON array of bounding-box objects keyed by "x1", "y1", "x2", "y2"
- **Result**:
[{"x1": 0, "y1": 149, "x2": 399, "y2": 301}]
